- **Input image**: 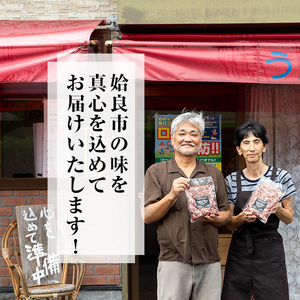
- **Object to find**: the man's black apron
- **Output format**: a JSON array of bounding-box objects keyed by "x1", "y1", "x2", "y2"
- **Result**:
[{"x1": 222, "y1": 168, "x2": 289, "y2": 300}]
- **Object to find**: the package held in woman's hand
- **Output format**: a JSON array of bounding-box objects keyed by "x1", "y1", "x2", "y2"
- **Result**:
[{"x1": 243, "y1": 177, "x2": 286, "y2": 223}]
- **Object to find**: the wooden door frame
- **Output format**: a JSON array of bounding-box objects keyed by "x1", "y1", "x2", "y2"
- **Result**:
[{"x1": 122, "y1": 257, "x2": 139, "y2": 300}]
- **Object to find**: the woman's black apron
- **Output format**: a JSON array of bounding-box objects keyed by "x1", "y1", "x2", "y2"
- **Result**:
[{"x1": 221, "y1": 168, "x2": 289, "y2": 300}]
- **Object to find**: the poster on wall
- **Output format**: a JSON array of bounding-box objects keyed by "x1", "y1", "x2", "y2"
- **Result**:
[{"x1": 155, "y1": 114, "x2": 222, "y2": 171}]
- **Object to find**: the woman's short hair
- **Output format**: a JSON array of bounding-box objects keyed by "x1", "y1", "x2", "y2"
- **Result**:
[
  {"x1": 234, "y1": 120, "x2": 269, "y2": 146},
  {"x1": 171, "y1": 110, "x2": 205, "y2": 136}
]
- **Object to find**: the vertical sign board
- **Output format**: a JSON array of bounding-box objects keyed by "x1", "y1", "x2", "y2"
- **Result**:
[
  {"x1": 48, "y1": 54, "x2": 145, "y2": 263},
  {"x1": 16, "y1": 204, "x2": 60, "y2": 287},
  {"x1": 155, "y1": 114, "x2": 222, "y2": 171}
]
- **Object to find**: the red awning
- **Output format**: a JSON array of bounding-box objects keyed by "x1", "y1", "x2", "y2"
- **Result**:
[
  {"x1": 0, "y1": 20, "x2": 103, "y2": 83},
  {"x1": 113, "y1": 33, "x2": 300, "y2": 84}
]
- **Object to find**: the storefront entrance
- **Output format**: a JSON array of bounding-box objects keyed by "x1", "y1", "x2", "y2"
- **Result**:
[{"x1": 135, "y1": 81, "x2": 242, "y2": 299}]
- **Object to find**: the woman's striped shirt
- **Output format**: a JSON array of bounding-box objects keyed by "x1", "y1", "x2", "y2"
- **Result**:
[{"x1": 226, "y1": 166, "x2": 296, "y2": 206}]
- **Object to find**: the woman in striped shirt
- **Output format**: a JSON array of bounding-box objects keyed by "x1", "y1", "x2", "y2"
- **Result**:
[{"x1": 221, "y1": 121, "x2": 296, "y2": 300}]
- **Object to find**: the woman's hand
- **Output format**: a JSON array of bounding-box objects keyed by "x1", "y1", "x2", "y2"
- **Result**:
[
  {"x1": 271, "y1": 203, "x2": 282, "y2": 214},
  {"x1": 226, "y1": 203, "x2": 257, "y2": 231},
  {"x1": 242, "y1": 211, "x2": 257, "y2": 223},
  {"x1": 273, "y1": 196, "x2": 293, "y2": 225}
]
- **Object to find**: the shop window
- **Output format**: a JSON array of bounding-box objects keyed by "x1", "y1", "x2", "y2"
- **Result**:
[
  {"x1": 144, "y1": 82, "x2": 239, "y2": 176},
  {"x1": 0, "y1": 83, "x2": 46, "y2": 178}
]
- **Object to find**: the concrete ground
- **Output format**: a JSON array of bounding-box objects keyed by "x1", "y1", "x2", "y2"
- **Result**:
[{"x1": 0, "y1": 290, "x2": 122, "y2": 300}]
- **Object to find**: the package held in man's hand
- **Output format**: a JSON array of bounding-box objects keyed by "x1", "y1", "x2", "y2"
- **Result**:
[{"x1": 185, "y1": 176, "x2": 219, "y2": 223}]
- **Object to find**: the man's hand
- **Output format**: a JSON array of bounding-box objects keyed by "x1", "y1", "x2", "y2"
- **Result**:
[
  {"x1": 202, "y1": 210, "x2": 232, "y2": 227},
  {"x1": 143, "y1": 177, "x2": 189, "y2": 224},
  {"x1": 170, "y1": 177, "x2": 190, "y2": 199},
  {"x1": 202, "y1": 213, "x2": 219, "y2": 223}
]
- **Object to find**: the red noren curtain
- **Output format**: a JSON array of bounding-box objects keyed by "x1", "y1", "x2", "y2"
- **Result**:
[
  {"x1": 113, "y1": 33, "x2": 300, "y2": 84},
  {"x1": 0, "y1": 20, "x2": 103, "y2": 82}
]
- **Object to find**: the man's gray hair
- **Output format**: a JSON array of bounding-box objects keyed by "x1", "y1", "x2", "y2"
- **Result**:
[{"x1": 171, "y1": 111, "x2": 205, "y2": 136}]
